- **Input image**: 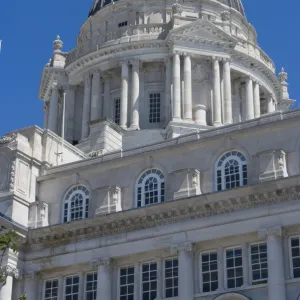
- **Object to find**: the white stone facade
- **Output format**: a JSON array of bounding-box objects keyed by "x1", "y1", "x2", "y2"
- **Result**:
[{"x1": 0, "y1": 0, "x2": 299, "y2": 300}]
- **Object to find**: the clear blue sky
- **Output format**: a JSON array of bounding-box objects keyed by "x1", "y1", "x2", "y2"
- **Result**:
[{"x1": 0, "y1": 1, "x2": 299, "y2": 136}]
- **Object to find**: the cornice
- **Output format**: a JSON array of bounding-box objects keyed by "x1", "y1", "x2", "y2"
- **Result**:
[
  {"x1": 39, "y1": 109, "x2": 300, "y2": 180},
  {"x1": 25, "y1": 177, "x2": 300, "y2": 250}
]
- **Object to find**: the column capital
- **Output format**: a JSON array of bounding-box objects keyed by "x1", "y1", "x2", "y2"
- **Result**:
[
  {"x1": 0, "y1": 266, "x2": 21, "y2": 279},
  {"x1": 91, "y1": 69, "x2": 101, "y2": 76},
  {"x1": 91, "y1": 257, "x2": 112, "y2": 269},
  {"x1": 23, "y1": 270, "x2": 42, "y2": 281},
  {"x1": 172, "y1": 49, "x2": 183, "y2": 56},
  {"x1": 120, "y1": 60, "x2": 129, "y2": 67},
  {"x1": 258, "y1": 226, "x2": 285, "y2": 239},
  {"x1": 212, "y1": 56, "x2": 222, "y2": 62},
  {"x1": 222, "y1": 57, "x2": 231, "y2": 63},
  {"x1": 130, "y1": 59, "x2": 141, "y2": 71},
  {"x1": 171, "y1": 241, "x2": 195, "y2": 255}
]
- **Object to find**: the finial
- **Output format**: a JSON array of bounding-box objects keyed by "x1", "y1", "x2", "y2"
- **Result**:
[
  {"x1": 279, "y1": 67, "x2": 288, "y2": 83},
  {"x1": 53, "y1": 35, "x2": 63, "y2": 51}
]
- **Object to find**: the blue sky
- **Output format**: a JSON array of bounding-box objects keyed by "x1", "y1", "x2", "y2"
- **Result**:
[{"x1": 0, "y1": 1, "x2": 299, "y2": 136}]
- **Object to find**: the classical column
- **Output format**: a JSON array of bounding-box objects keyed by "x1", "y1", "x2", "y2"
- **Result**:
[
  {"x1": 183, "y1": 53, "x2": 192, "y2": 120},
  {"x1": 0, "y1": 266, "x2": 18, "y2": 300},
  {"x1": 65, "y1": 84, "x2": 76, "y2": 142},
  {"x1": 97, "y1": 258, "x2": 112, "y2": 300},
  {"x1": 245, "y1": 77, "x2": 254, "y2": 120},
  {"x1": 130, "y1": 60, "x2": 140, "y2": 130},
  {"x1": 48, "y1": 85, "x2": 60, "y2": 133},
  {"x1": 43, "y1": 102, "x2": 49, "y2": 129},
  {"x1": 267, "y1": 94, "x2": 276, "y2": 113},
  {"x1": 103, "y1": 73, "x2": 111, "y2": 118},
  {"x1": 81, "y1": 73, "x2": 92, "y2": 140},
  {"x1": 217, "y1": 247, "x2": 224, "y2": 292},
  {"x1": 172, "y1": 52, "x2": 182, "y2": 120},
  {"x1": 259, "y1": 226, "x2": 286, "y2": 300},
  {"x1": 212, "y1": 58, "x2": 222, "y2": 126},
  {"x1": 242, "y1": 243, "x2": 249, "y2": 287},
  {"x1": 58, "y1": 276, "x2": 64, "y2": 300},
  {"x1": 78, "y1": 272, "x2": 85, "y2": 299},
  {"x1": 171, "y1": 242, "x2": 194, "y2": 300},
  {"x1": 253, "y1": 81, "x2": 261, "y2": 118},
  {"x1": 23, "y1": 272, "x2": 39, "y2": 300},
  {"x1": 223, "y1": 59, "x2": 233, "y2": 125},
  {"x1": 91, "y1": 70, "x2": 102, "y2": 121},
  {"x1": 165, "y1": 57, "x2": 172, "y2": 125},
  {"x1": 134, "y1": 263, "x2": 140, "y2": 300},
  {"x1": 193, "y1": 105, "x2": 207, "y2": 125},
  {"x1": 120, "y1": 61, "x2": 129, "y2": 129}
]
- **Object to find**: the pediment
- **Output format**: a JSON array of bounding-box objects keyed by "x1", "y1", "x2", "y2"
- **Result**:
[{"x1": 168, "y1": 19, "x2": 237, "y2": 46}]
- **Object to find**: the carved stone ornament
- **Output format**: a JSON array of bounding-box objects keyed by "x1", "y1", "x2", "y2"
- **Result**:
[
  {"x1": 258, "y1": 226, "x2": 285, "y2": 239},
  {"x1": 221, "y1": 11, "x2": 231, "y2": 22},
  {"x1": 172, "y1": 2, "x2": 183, "y2": 16},
  {"x1": 9, "y1": 159, "x2": 16, "y2": 192},
  {"x1": 0, "y1": 134, "x2": 16, "y2": 145},
  {"x1": 171, "y1": 242, "x2": 194, "y2": 254},
  {"x1": 279, "y1": 67, "x2": 288, "y2": 83},
  {"x1": 0, "y1": 266, "x2": 20, "y2": 279}
]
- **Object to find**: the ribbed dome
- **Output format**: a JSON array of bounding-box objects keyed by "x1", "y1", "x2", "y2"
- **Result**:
[{"x1": 88, "y1": 0, "x2": 245, "y2": 17}]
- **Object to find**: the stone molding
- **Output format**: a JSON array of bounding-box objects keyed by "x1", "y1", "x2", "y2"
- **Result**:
[
  {"x1": 258, "y1": 226, "x2": 285, "y2": 239},
  {"x1": 171, "y1": 242, "x2": 194, "y2": 254},
  {"x1": 90, "y1": 258, "x2": 112, "y2": 269},
  {"x1": 0, "y1": 266, "x2": 20, "y2": 279},
  {"x1": 26, "y1": 182, "x2": 300, "y2": 250},
  {"x1": 43, "y1": 109, "x2": 300, "y2": 179},
  {"x1": 0, "y1": 134, "x2": 16, "y2": 145}
]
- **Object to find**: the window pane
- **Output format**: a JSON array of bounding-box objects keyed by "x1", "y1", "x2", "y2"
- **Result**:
[
  {"x1": 226, "y1": 248, "x2": 243, "y2": 289},
  {"x1": 120, "y1": 266, "x2": 135, "y2": 298},
  {"x1": 164, "y1": 258, "x2": 178, "y2": 298},
  {"x1": 44, "y1": 279, "x2": 59, "y2": 300},
  {"x1": 201, "y1": 252, "x2": 218, "y2": 293}
]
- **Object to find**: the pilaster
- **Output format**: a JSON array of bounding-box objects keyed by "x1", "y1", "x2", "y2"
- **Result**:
[
  {"x1": 212, "y1": 57, "x2": 222, "y2": 126},
  {"x1": 258, "y1": 226, "x2": 287, "y2": 300}
]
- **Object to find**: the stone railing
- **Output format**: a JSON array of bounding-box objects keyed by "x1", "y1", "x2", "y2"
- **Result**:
[
  {"x1": 235, "y1": 41, "x2": 275, "y2": 72},
  {"x1": 66, "y1": 23, "x2": 168, "y2": 66}
]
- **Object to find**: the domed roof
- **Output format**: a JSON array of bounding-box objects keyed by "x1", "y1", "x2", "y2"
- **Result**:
[{"x1": 88, "y1": 0, "x2": 245, "y2": 17}]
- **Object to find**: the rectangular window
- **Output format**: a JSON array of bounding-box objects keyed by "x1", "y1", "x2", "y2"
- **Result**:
[
  {"x1": 149, "y1": 93, "x2": 161, "y2": 124},
  {"x1": 120, "y1": 266, "x2": 135, "y2": 300},
  {"x1": 114, "y1": 98, "x2": 121, "y2": 125},
  {"x1": 118, "y1": 21, "x2": 128, "y2": 28},
  {"x1": 201, "y1": 252, "x2": 218, "y2": 293},
  {"x1": 164, "y1": 258, "x2": 178, "y2": 298},
  {"x1": 291, "y1": 237, "x2": 300, "y2": 278},
  {"x1": 250, "y1": 243, "x2": 268, "y2": 284},
  {"x1": 65, "y1": 275, "x2": 79, "y2": 300},
  {"x1": 142, "y1": 262, "x2": 157, "y2": 300},
  {"x1": 226, "y1": 247, "x2": 243, "y2": 289},
  {"x1": 44, "y1": 279, "x2": 58, "y2": 300},
  {"x1": 86, "y1": 273, "x2": 97, "y2": 300}
]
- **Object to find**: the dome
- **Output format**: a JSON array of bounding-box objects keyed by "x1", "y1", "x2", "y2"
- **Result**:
[{"x1": 88, "y1": 0, "x2": 245, "y2": 17}]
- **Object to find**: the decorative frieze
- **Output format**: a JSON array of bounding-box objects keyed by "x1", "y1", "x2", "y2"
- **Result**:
[{"x1": 26, "y1": 183, "x2": 300, "y2": 250}]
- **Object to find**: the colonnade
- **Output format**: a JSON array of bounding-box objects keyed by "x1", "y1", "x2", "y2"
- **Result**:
[{"x1": 43, "y1": 53, "x2": 277, "y2": 140}]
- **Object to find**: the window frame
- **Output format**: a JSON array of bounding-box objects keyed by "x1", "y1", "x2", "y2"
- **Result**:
[
  {"x1": 118, "y1": 21, "x2": 128, "y2": 28},
  {"x1": 84, "y1": 272, "x2": 97, "y2": 300},
  {"x1": 136, "y1": 169, "x2": 165, "y2": 208},
  {"x1": 289, "y1": 235, "x2": 300, "y2": 279},
  {"x1": 249, "y1": 242, "x2": 268, "y2": 285},
  {"x1": 148, "y1": 92, "x2": 162, "y2": 124},
  {"x1": 224, "y1": 246, "x2": 244, "y2": 289},
  {"x1": 113, "y1": 97, "x2": 121, "y2": 125},
  {"x1": 200, "y1": 249, "x2": 219, "y2": 293},
  {"x1": 118, "y1": 264, "x2": 135, "y2": 300},
  {"x1": 62, "y1": 185, "x2": 90, "y2": 223},
  {"x1": 215, "y1": 151, "x2": 248, "y2": 192},
  {"x1": 163, "y1": 257, "x2": 179, "y2": 298},
  {"x1": 64, "y1": 274, "x2": 80, "y2": 300},
  {"x1": 140, "y1": 261, "x2": 158, "y2": 300},
  {"x1": 43, "y1": 278, "x2": 59, "y2": 300}
]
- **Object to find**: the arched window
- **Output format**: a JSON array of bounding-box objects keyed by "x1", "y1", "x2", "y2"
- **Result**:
[
  {"x1": 216, "y1": 151, "x2": 248, "y2": 191},
  {"x1": 136, "y1": 169, "x2": 165, "y2": 207},
  {"x1": 63, "y1": 186, "x2": 90, "y2": 223}
]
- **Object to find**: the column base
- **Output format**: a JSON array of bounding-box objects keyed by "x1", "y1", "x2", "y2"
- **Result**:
[
  {"x1": 128, "y1": 125, "x2": 140, "y2": 131},
  {"x1": 213, "y1": 122, "x2": 223, "y2": 127},
  {"x1": 172, "y1": 117, "x2": 183, "y2": 122},
  {"x1": 183, "y1": 118, "x2": 194, "y2": 124},
  {"x1": 120, "y1": 125, "x2": 128, "y2": 130}
]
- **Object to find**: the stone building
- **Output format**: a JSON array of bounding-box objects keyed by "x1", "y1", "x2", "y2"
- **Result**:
[{"x1": 0, "y1": 0, "x2": 299, "y2": 299}]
